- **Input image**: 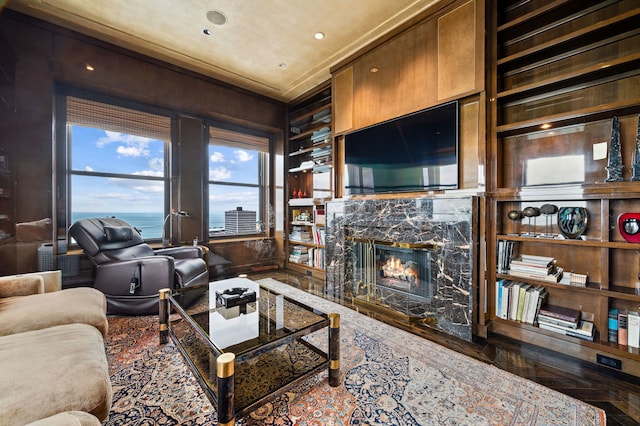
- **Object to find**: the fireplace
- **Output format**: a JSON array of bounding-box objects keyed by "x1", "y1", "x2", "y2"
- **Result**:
[
  {"x1": 324, "y1": 196, "x2": 477, "y2": 341},
  {"x1": 351, "y1": 239, "x2": 434, "y2": 302}
]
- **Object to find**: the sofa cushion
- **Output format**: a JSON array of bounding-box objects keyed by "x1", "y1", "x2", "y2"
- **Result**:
[
  {"x1": 25, "y1": 411, "x2": 102, "y2": 426},
  {"x1": 0, "y1": 287, "x2": 108, "y2": 337},
  {"x1": 0, "y1": 323, "x2": 112, "y2": 424}
]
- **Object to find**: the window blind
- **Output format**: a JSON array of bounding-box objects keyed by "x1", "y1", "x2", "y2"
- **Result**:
[
  {"x1": 67, "y1": 97, "x2": 171, "y2": 142},
  {"x1": 209, "y1": 127, "x2": 269, "y2": 152}
]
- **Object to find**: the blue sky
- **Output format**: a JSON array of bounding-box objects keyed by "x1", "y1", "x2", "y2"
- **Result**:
[{"x1": 71, "y1": 126, "x2": 262, "y2": 214}]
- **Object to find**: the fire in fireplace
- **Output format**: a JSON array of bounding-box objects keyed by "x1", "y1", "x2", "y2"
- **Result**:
[
  {"x1": 377, "y1": 246, "x2": 431, "y2": 300},
  {"x1": 350, "y1": 238, "x2": 433, "y2": 301}
]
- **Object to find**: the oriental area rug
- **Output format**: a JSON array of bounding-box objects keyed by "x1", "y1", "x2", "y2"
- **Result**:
[{"x1": 103, "y1": 278, "x2": 606, "y2": 425}]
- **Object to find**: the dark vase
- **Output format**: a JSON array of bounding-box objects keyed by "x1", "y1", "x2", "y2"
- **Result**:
[{"x1": 557, "y1": 207, "x2": 589, "y2": 239}]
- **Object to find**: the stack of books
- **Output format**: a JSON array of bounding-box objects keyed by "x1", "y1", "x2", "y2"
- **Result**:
[
  {"x1": 509, "y1": 254, "x2": 563, "y2": 283},
  {"x1": 289, "y1": 226, "x2": 311, "y2": 242},
  {"x1": 289, "y1": 245, "x2": 309, "y2": 264},
  {"x1": 537, "y1": 304, "x2": 595, "y2": 341}
]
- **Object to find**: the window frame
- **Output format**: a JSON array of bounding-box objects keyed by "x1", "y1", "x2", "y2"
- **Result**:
[
  {"x1": 206, "y1": 122, "x2": 273, "y2": 240},
  {"x1": 55, "y1": 87, "x2": 174, "y2": 243}
]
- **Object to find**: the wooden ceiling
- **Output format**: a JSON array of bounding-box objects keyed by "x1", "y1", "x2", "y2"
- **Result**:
[{"x1": 6, "y1": 0, "x2": 442, "y2": 101}]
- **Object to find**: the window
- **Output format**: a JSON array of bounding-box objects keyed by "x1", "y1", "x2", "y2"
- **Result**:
[
  {"x1": 208, "y1": 126, "x2": 269, "y2": 237},
  {"x1": 66, "y1": 96, "x2": 171, "y2": 240}
]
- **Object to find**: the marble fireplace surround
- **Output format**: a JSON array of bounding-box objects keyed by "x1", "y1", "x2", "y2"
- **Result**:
[{"x1": 325, "y1": 196, "x2": 477, "y2": 341}]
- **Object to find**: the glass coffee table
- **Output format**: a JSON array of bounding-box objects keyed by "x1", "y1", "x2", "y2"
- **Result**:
[{"x1": 159, "y1": 277, "x2": 340, "y2": 426}]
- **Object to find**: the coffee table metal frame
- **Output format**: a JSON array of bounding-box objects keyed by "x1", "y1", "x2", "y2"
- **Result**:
[{"x1": 159, "y1": 279, "x2": 340, "y2": 426}]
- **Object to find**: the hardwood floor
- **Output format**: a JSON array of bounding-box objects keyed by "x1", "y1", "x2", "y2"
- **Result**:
[{"x1": 247, "y1": 269, "x2": 640, "y2": 425}]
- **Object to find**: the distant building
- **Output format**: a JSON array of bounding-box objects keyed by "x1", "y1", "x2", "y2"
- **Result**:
[{"x1": 225, "y1": 207, "x2": 256, "y2": 235}]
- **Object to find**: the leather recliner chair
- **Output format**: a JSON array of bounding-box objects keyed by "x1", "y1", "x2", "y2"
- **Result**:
[{"x1": 70, "y1": 217, "x2": 208, "y2": 315}]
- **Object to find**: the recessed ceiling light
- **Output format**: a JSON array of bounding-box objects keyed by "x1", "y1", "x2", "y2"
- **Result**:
[
  {"x1": 86, "y1": 64, "x2": 94, "y2": 71},
  {"x1": 370, "y1": 67, "x2": 379, "y2": 73},
  {"x1": 278, "y1": 63, "x2": 287, "y2": 69},
  {"x1": 314, "y1": 32, "x2": 325, "y2": 40},
  {"x1": 206, "y1": 10, "x2": 227, "y2": 25},
  {"x1": 203, "y1": 29, "x2": 212, "y2": 36}
]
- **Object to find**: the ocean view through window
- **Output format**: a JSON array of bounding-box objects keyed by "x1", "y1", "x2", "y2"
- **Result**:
[
  {"x1": 63, "y1": 95, "x2": 274, "y2": 241},
  {"x1": 66, "y1": 96, "x2": 171, "y2": 241}
]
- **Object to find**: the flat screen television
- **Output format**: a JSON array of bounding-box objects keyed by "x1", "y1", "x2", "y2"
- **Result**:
[{"x1": 343, "y1": 101, "x2": 458, "y2": 194}]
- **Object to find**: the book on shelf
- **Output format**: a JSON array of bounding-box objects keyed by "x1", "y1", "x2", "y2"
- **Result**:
[
  {"x1": 312, "y1": 227, "x2": 326, "y2": 245},
  {"x1": 538, "y1": 320, "x2": 595, "y2": 342},
  {"x1": 313, "y1": 209, "x2": 326, "y2": 226},
  {"x1": 496, "y1": 280, "x2": 546, "y2": 324},
  {"x1": 515, "y1": 284, "x2": 531, "y2": 322},
  {"x1": 538, "y1": 304, "x2": 580, "y2": 322},
  {"x1": 497, "y1": 240, "x2": 515, "y2": 274},
  {"x1": 509, "y1": 267, "x2": 563, "y2": 283},
  {"x1": 289, "y1": 226, "x2": 312, "y2": 242},
  {"x1": 506, "y1": 253, "x2": 563, "y2": 283},
  {"x1": 628, "y1": 312, "x2": 640, "y2": 349},
  {"x1": 508, "y1": 282, "x2": 521, "y2": 321},
  {"x1": 499, "y1": 281, "x2": 513, "y2": 320},
  {"x1": 537, "y1": 314, "x2": 579, "y2": 329},
  {"x1": 288, "y1": 253, "x2": 309, "y2": 264},
  {"x1": 537, "y1": 304, "x2": 580, "y2": 329},
  {"x1": 519, "y1": 254, "x2": 556, "y2": 265},
  {"x1": 608, "y1": 308, "x2": 619, "y2": 343},
  {"x1": 618, "y1": 311, "x2": 628, "y2": 346},
  {"x1": 524, "y1": 285, "x2": 547, "y2": 325}
]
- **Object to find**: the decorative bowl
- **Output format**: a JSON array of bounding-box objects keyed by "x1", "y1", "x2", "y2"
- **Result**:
[{"x1": 557, "y1": 207, "x2": 589, "y2": 239}]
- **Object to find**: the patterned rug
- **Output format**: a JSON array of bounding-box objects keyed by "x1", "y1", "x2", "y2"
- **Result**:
[{"x1": 104, "y1": 278, "x2": 606, "y2": 425}]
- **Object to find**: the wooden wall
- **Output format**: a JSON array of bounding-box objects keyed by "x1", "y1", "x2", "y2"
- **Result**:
[
  {"x1": 331, "y1": 0, "x2": 486, "y2": 193},
  {"x1": 0, "y1": 10, "x2": 286, "y2": 277}
]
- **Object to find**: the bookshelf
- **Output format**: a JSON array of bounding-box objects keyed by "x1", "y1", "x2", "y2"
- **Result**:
[
  {"x1": 487, "y1": 0, "x2": 640, "y2": 377},
  {"x1": 286, "y1": 83, "x2": 332, "y2": 279}
]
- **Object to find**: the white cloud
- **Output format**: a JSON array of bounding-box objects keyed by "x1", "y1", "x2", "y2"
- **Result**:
[
  {"x1": 85, "y1": 166, "x2": 94, "y2": 172},
  {"x1": 234, "y1": 150, "x2": 253, "y2": 162},
  {"x1": 132, "y1": 170, "x2": 164, "y2": 178},
  {"x1": 116, "y1": 144, "x2": 150, "y2": 157},
  {"x1": 210, "y1": 167, "x2": 232, "y2": 180},
  {"x1": 97, "y1": 131, "x2": 152, "y2": 157},
  {"x1": 107, "y1": 177, "x2": 164, "y2": 193},
  {"x1": 148, "y1": 157, "x2": 164, "y2": 172},
  {"x1": 210, "y1": 151, "x2": 225, "y2": 162}
]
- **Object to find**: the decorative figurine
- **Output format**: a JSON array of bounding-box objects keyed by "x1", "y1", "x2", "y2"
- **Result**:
[
  {"x1": 522, "y1": 206, "x2": 541, "y2": 236},
  {"x1": 631, "y1": 115, "x2": 640, "y2": 181},
  {"x1": 539, "y1": 203, "x2": 558, "y2": 238},
  {"x1": 557, "y1": 207, "x2": 589, "y2": 239},
  {"x1": 507, "y1": 210, "x2": 522, "y2": 235},
  {"x1": 605, "y1": 116, "x2": 624, "y2": 182}
]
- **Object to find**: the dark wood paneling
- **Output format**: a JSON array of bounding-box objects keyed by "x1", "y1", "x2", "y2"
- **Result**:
[
  {"x1": 332, "y1": 67, "x2": 353, "y2": 134},
  {"x1": 51, "y1": 33, "x2": 285, "y2": 130},
  {"x1": 177, "y1": 116, "x2": 206, "y2": 244},
  {"x1": 0, "y1": 12, "x2": 287, "y2": 275},
  {"x1": 437, "y1": 0, "x2": 478, "y2": 100}
]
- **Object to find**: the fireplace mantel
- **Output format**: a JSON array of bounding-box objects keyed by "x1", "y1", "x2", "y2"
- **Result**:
[{"x1": 324, "y1": 196, "x2": 478, "y2": 341}]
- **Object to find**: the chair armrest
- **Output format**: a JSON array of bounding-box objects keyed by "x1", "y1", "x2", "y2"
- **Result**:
[
  {"x1": 94, "y1": 256, "x2": 175, "y2": 296},
  {"x1": 155, "y1": 246, "x2": 204, "y2": 260},
  {"x1": 0, "y1": 275, "x2": 45, "y2": 297}
]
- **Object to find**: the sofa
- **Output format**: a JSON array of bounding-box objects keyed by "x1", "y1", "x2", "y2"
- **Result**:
[
  {"x1": 0, "y1": 271, "x2": 108, "y2": 337},
  {"x1": 0, "y1": 272, "x2": 112, "y2": 424}
]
